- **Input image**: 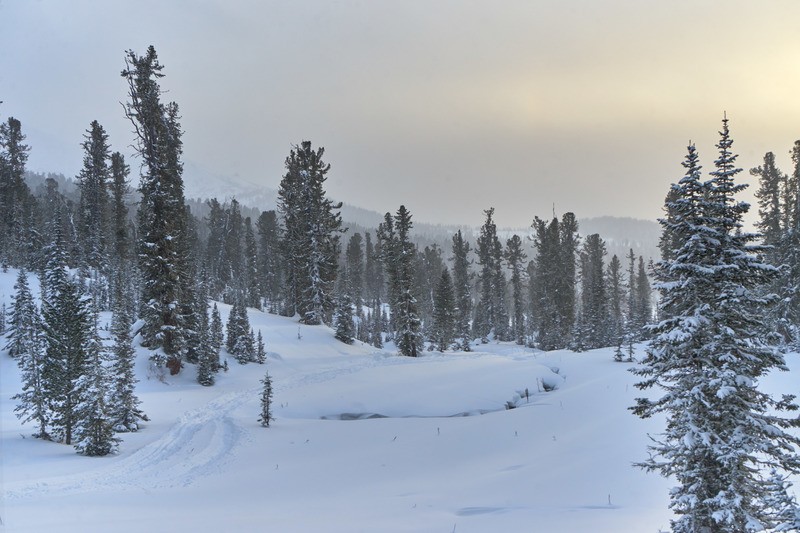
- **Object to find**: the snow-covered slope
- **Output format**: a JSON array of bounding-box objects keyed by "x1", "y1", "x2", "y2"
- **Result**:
[{"x1": 0, "y1": 266, "x2": 755, "y2": 532}]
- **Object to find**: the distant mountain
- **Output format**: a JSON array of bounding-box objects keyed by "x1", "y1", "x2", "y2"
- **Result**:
[{"x1": 31, "y1": 166, "x2": 662, "y2": 264}]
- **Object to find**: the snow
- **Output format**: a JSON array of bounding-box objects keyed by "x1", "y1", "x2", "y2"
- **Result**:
[{"x1": 0, "y1": 268, "x2": 767, "y2": 532}]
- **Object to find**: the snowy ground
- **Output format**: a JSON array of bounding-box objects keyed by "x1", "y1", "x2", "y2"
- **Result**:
[{"x1": 2, "y1": 269, "x2": 795, "y2": 532}]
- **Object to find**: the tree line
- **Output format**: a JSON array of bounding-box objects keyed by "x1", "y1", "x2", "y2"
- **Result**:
[{"x1": 2, "y1": 45, "x2": 655, "y2": 456}]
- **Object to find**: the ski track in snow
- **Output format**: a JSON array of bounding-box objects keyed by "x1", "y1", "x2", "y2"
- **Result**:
[
  {"x1": 6, "y1": 389, "x2": 253, "y2": 499},
  {"x1": 6, "y1": 351, "x2": 386, "y2": 501}
]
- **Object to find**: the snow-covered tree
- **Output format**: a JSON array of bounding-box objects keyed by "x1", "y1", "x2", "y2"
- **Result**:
[
  {"x1": 450, "y1": 230, "x2": 473, "y2": 351},
  {"x1": 258, "y1": 370, "x2": 274, "y2": 428},
  {"x1": 333, "y1": 289, "x2": 355, "y2": 345},
  {"x1": 122, "y1": 46, "x2": 195, "y2": 375},
  {"x1": 632, "y1": 123, "x2": 800, "y2": 532},
  {"x1": 109, "y1": 291, "x2": 147, "y2": 430},
  {"x1": 431, "y1": 267, "x2": 455, "y2": 352},
  {"x1": 378, "y1": 205, "x2": 422, "y2": 357},
  {"x1": 73, "y1": 308, "x2": 119, "y2": 456},
  {"x1": 277, "y1": 141, "x2": 343, "y2": 324},
  {"x1": 10, "y1": 269, "x2": 49, "y2": 439}
]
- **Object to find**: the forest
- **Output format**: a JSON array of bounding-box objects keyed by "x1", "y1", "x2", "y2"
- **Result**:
[{"x1": 5, "y1": 45, "x2": 800, "y2": 531}]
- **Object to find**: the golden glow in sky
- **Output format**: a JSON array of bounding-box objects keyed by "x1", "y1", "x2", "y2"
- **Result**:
[{"x1": 2, "y1": 0, "x2": 800, "y2": 227}]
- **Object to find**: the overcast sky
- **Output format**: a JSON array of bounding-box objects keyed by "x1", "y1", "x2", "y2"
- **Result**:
[{"x1": 2, "y1": 1, "x2": 800, "y2": 228}]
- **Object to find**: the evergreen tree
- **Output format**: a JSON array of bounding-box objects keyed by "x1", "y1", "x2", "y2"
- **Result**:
[
  {"x1": 333, "y1": 288, "x2": 355, "y2": 345},
  {"x1": 277, "y1": 141, "x2": 343, "y2": 324},
  {"x1": 258, "y1": 370, "x2": 274, "y2": 428},
  {"x1": 751, "y1": 151, "x2": 786, "y2": 260},
  {"x1": 226, "y1": 296, "x2": 253, "y2": 364},
  {"x1": 606, "y1": 254, "x2": 625, "y2": 358},
  {"x1": 632, "y1": 124, "x2": 800, "y2": 532},
  {"x1": 364, "y1": 231, "x2": 384, "y2": 307},
  {"x1": 256, "y1": 210, "x2": 282, "y2": 310},
  {"x1": 431, "y1": 267, "x2": 455, "y2": 351},
  {"x1": 243, "y1": 217, "x2": 261, "y2": 308},
  {"x1": 634, "y1": 256, "x2": 652, "y2": 335},
  {"x1": 0, "y1": 116, "x2": 35, "y2": 266},
  {"x1": 41, "y1": 272, "x2": 93, "y2": 445},
  {"x1": 122, "y1": 46, "x2": 195, "y2": 375},
  {"x1": 505, "y1": 234, "x2": 527, "y2": 345},
  {"x1": 379, "y1": 206, "x2": 422, "y2": 357},
  {"x1": 255, "y1": 330, "x2": 266, "y2": 364},
  {"x1": 73, "y1": 308, "x2": 119, "y2": 456},
  {"x1": 475, "y1": 208, "x2": 508, "y2": 341},
  {"x1": 531, "y1": 214, "x2": 578, "y2": 350},
  {"x1": 77, "y1": 120, "x2": 111, "y2": 275},
  {"x1": 196, "y1": 302, "x2": 217, "y2": 386},
  {"x1": 451, "y1": 230, "x2": 473, "y2": 351},
  {"x1": 345, "y1": 232, "x2": 365, "y2": 311},
  {"x1": 109, "y1": 288, "x2": 147, "y2": 430},
  {"x1": 10, "y1": 269, "x2": 49, "y2": 439},
  {"x1": 578, "y1": 234, "x2": 609, "y2": 349},
  {"x1": 210, "y1": 303, "x2": 224, "y2": 358}
]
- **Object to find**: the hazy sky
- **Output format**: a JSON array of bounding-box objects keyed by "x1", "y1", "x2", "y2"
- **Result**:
[{"x1": 2, "y1": 1, "x2": 800, "y2": 228}]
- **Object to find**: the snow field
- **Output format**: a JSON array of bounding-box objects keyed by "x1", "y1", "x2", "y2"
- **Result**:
[{"x1": 0, "y1": 267, "x2": 711, "y2": 531}]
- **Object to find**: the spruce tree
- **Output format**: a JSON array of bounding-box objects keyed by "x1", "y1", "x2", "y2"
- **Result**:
[
  {"x1": 77, "y1": 120, "x2": 111, "y2": 276},
  {"x1": 277, "y1": 142, "x2": 343, "y2": 324},
  {"x1": 345, "y1": 233, "x2": 365, "y2": 311},
  {"x1": 258, "y1": 370, "x2": 274, "y2": 428},
  {"x1": 451, "y1": 230, "x2": 473, "y2": 351},
  {"x1": 122, "y1": 46, "x2": 195, "y2": 375},
  {"x1": 333, "y1": 288, "x2": 355, "y2": 345},
  {"x1": 109, "y1": 292, "x2": 147, "y2": 429},
  {"x1": 632, "y1": 124, "x2": 800, "y2": 532},
  {"x1": 10, "y1": 269, "x2": 49, "y2": 439},
  {"x1": 74, "y1": 307, "x2": 119, "y2": 456},
  {"x1": 0, "y1": 116, "x2": 35, "y2": 266},
  {"x1": 210, "y1": 303, "x2": 224, "y2": 358},
  {"x1": 577, "y1": 234, "x2": 609, "y2": 349},
  {"x1": 505, "y1": 234, "x2": 527, "y2": 345},
  {"x1": 606, "y1": 254, "x2": 625, "y2": 358},
  {"x1": 379, "y1": 206, "x2": 422, "y2": 357},
  {"x1": 475, "y1": 208, "x2": 507, "y2": 341},
  {"x1": 41, "y1": 273, "x2": 93, "y2": 446},
  {"x1": 431, "y1": 267, "x2": 455, "y2": 351},
  {"x1": 226, "y1": 296, "x2": 253, "y2": 364},
  {"x1": 256, "y1": 210, "x2": 282, "y2": 310},
  {"x1": 255, "y1": 330, "x2": 266, "y2": 364}
]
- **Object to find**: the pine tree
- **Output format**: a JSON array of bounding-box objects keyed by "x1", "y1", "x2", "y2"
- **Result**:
[
  {"x1": 258, "y1": 370, "x2": 274, "y2": 428},
  {"x1": 632, "y1": 125, "x2": 800, "y2": 532},
  {"x1": 333, "y1": 288, "x2": 355, "y2": 345},
  {"x1": 431, "y1": 267, "x2": 455, "y2": 351},
  {"x1": 345, "y1": 233, "x2": 365, "y2": 311},
  {"x1": 41, "y1": 271, "x2": 93, "y2": 445},
  {"x1": 226, "y1": 296, "x2": 253, "y2": 364},
  {"x1": 0, "y1": 116, "x2": 35, "y2": 266},
  {"x1": 77, "y1": 120, "x2": 111, "y2": 275},
  {"x1": 531, "y1": 214, "x2": 578, "y2": 350},
  {"x1": 475, "y1": 208, "x2": 508, "y2": 341},
  {"x1": 122, "y1": 46, "x2": 194, "y2": 375},
  {"x1": 74, "y1": 307, "x2": 119, "y2": 456},
  {"x1": 577, "y1": 234, "x2": 609, "y2": 349},
  {"x1": 606, "y1": 254, "x2": 625, "y2": 358},
  {"x1": 751, "y1": 151, "x2": 785, "y2": 260},
  {"x1": 256, "y1": 210, "x2": 282, "y2": 310},
  {"x1": 505, "y1": 234, "x2": 527, "y2": 345},
  {"x1": 255, "y1": 330, "x2": 266, "y2": 364},
  {"x1": 10, "y1": 269, "x2": 49, "y2": 439},
  {"x1": 109, "y1": 289, "x2": 147, "y2": 430},
  {"x1": 210, "y1": 303, "x2": 224, "y2": 358},
  {"x1": 277, "y1": 142, "x2": 343, "y2": 324},
  {"x1": 451, "y1": 230, "x2": 473, "y2": 351},
  {"x1": 379, "y1": 206, "x2": 422, "y2": 357},
  {"x1": 196, "y1": 304, "x2": 217, "y2": 386},
  {"x1": 243, "y1": 217, "x2": 261, "y2": 309}
]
